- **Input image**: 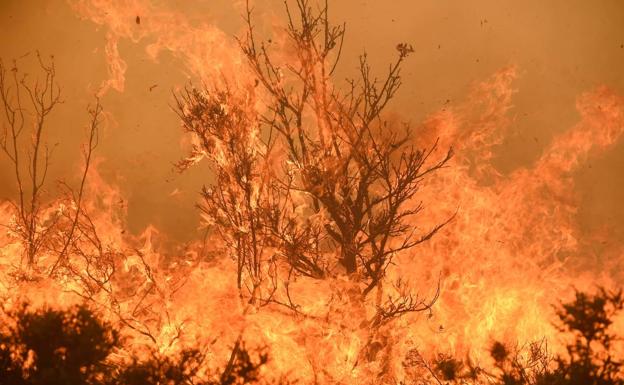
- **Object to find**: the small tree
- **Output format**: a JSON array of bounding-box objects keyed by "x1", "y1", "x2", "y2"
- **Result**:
[
  {"x1": 176, "y1": 0, "x2": 451, "y2": 316},
  {"x1": 0, "y1": 54, "x2": 101, "y2": 271},
  {"x1": 0, "y1": 303, "x2": 273, "y2": 385},
  {"x1": 0, "y1": 54, "x2": 62, "y2": 265},
  {"x1": 546, "y1": 288, "x2": 624, "y2": 384}
]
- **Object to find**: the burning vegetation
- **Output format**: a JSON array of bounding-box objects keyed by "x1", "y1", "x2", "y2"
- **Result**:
[{"x1": 1, "y1": 1, "x2": 624, "y2": 384}]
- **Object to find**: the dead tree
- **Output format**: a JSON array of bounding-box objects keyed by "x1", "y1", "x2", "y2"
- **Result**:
[
  {"x1": 0, "y1": 54, "x2": 101, "y2": 272},
  {"x1": 175, "y1": 87, "x2": 278, "y2": 299},
  {"x1": 0, "y1": 54, "x2": 63, "y2": 265},
  {"x1": 176, "y1": 0, "x2": 452, "y2": 313},
  {"x1": 48, "y1": 99, "x2": 101, "y2": 275}
]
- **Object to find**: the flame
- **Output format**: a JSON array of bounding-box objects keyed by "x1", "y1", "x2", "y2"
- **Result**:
[
  {"x1": 69, "y1": 0, "x2": 250, "y2": 94},
  {"x1": 404, "y1": 70, "x2": 624, "y2": 363},
  {"x1": 0, "y1": 2, "x2": 623, "y2": 384}
]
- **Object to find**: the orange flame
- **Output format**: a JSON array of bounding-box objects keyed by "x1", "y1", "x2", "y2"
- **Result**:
[{"x1": 0, "y1": 2, "x2": 622, "y2": 384}]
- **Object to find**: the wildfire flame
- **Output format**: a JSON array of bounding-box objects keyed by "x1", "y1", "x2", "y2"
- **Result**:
[{"x1": 1, "y1": 1, "x2": 623, "y2": 384}]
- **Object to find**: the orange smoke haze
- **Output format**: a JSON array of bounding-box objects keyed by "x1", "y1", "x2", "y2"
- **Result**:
[{"x1": 1, "y1": 0, "x2": 623, "y2": 243}]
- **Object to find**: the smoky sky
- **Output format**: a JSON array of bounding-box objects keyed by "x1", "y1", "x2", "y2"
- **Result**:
[{"x1": 1, "y1": 0, "x2": 623, "y2": 245}]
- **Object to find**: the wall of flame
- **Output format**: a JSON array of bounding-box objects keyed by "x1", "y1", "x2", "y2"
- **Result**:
[{"x1": 1, "y1": 0, "x2": 624, "y2": 383}]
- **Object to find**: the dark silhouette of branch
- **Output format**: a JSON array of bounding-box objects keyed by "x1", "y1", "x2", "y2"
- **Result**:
[
  {"x1": 0, "y1": 53, "x2": 61, "y2": 265},
  {"x1": 49, "y1": 99, "x2": 102, "y2": 275},
  {"x1": 176, "y1": 1, "x2": 452, "y2": 317}
]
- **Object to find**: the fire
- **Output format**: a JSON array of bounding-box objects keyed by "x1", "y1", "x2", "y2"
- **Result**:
[
  {"x1": 408, "y1": 74, "x2": 624, "y2": 359},
  {"x1": 69, "y1": 0, "x2": 249, "y2": 93},
  {"x1": 1, "y1": 1, "x2": 623, "y2": 384}
]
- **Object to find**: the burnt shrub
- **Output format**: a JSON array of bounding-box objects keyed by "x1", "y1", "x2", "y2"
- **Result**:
[
  {"x1": 492, "y1": 288, "x2": 624, "y2": 385},
  {"x1": 0, "y1": 304, "x2": 120, "y2": 385},
  {"x1": 433, "y1": 287, "x2": 624, "y2": 385},
  {"x1": 116, "y1": 348, "x2": 207, "y2": 385},
  {"x1": 116, "y1": 342, "x2": 269, "y2": 385},
  {"x1": 0, "y1": 303, "x2": 271, "y2": 385}
]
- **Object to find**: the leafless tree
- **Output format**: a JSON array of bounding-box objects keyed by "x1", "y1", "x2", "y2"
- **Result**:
[
  {"x1": 48, "y1": 99, "x2": 102, "y2": 275},
  {"x1": 0, "y1": 54, "x2": 104, "y2": 274},
  {"x1": 0, "y1": 53, "x2": 62, "y2": 265},
  {"x1": 176, "y1": 0, "x2": 452, "y2": 319}
]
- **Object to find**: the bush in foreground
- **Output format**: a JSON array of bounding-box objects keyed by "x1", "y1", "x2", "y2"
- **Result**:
[
  {"x1": 0, "y1": 304, "x2": 268, "y2": 385},
  {"x1": 431, "y1": 288, "x2": 624, "y2": 384},
  {"x1": 1, "y1": 287, "x2": 622, "y2": 384}
]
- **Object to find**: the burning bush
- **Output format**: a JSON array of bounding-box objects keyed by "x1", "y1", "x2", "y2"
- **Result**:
[
  {"x1": 0, "y1": 304, "x2": 119, "y2": 385},
  {"x1": 425, "y1": 287, "x2": 624, "y2": 384},
  {"x1": 0, "y1": 304, "x2": 274, "y2": 385},
  {"x1": 1, "y1": 287, "x2": 623, "y2": 384}
]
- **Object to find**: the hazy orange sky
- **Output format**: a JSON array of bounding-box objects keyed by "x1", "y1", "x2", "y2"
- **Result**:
[{"x1": 1, "y1": 0, "x2": 623, "y2": 244}]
